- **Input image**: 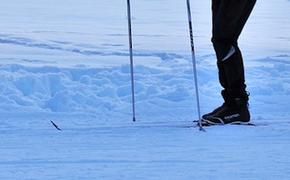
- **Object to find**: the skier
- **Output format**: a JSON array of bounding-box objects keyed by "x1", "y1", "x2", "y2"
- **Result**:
[{"x1": 201, "y1": 0, "x2": 257, "y2": 125}]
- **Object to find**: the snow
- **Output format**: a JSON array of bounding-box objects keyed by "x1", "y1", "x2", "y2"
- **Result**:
[{"x1": 0, "y1": 0, "x2": 290, "y2": 179}]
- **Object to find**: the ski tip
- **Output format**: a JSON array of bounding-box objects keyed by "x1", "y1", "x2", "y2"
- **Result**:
[
  {"x1": 51, "y1": 120, "x2": 62, "y2": 131},
  {"x1": 133, "y1": 117, "x2": 136, "y2": 122}
]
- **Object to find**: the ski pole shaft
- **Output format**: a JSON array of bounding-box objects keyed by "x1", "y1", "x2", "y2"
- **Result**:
[
  {"x1": 186, "y1": 0, "x2": 204, "y2": 131},
  {"x1": 126, "y1": 0, "x2": 136, "y2": 122}
]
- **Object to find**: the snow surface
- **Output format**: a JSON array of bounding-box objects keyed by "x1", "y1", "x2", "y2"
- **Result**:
[{"x1": 0, "y1": 0, "x2": 290, "y2": 179}]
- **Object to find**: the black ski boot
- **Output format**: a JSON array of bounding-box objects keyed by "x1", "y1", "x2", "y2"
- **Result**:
[{"x1": 201, "y1": 92, "x2": 250, "y2": 126}]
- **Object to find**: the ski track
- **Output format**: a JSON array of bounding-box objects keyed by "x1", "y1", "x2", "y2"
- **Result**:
[{"x1": 0, "y1": 34, "x2": 184, "y2": 61}]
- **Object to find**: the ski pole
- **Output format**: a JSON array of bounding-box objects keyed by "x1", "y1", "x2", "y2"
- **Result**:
[
  {"x1": 126, "y1": 0, "x2": 136, "y2": 122},
  {"x1": 186, "y1": 0, "x2": 204, "y2": 131}
]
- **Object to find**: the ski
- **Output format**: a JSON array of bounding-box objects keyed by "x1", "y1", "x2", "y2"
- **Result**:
[
  {"x1": 193, "y1": 120, "x2": 257, "y2": 127},
  {"x1": 51, "y1": 120, "x2": 62, "y2": 131}
]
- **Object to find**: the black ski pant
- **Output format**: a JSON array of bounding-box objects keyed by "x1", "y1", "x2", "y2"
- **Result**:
[{"x1": 212, "y1": 0, "x2": 256, "y2": 102}]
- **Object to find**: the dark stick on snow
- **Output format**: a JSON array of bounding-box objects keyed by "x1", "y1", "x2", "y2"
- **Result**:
[{"x1": 51, "y1": 120, "x2": 62, "y2": 131}]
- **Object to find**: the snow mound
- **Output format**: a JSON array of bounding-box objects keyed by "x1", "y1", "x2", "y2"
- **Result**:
[{"x1": 0, "y1": 63, "x2": 203, "y2": 121}]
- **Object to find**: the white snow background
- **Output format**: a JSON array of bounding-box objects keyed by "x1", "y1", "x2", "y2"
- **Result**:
[{"x1": 0, "y1": 0, "x2": 290, "y2": 179}]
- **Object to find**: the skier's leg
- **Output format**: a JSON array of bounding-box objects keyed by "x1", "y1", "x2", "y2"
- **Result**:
[
  {"x1": 201, "y1": 0, "x2": 256, "y2": 125},
  {"x1": 211, "y1": 0, "x2": 229, "y2": 90},
  {"x1": 233, "y1": 0, "x2": 257, "y2": 40},
  {"x1": 212, "y1": 0, "x2": 256, "y2": 100}
]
